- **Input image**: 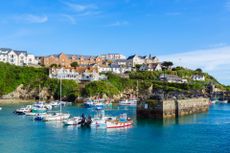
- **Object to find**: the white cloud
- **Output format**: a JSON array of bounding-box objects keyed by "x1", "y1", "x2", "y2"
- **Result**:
[
  {"x1": 106, "y1": 21, "x2": 129, "y2": 27},
  {"x1": 63, "y1": 1, "x2": 97, "y2": 12},
  {"x1": 14, "y1": 14, "x2": 48, "y2": 23},
  {"x1": 62, "y1": 1, "x2": 100, "y2": 17},
  {"x1": 159, "y1": 46, "x2": 230, "y2": 85}
]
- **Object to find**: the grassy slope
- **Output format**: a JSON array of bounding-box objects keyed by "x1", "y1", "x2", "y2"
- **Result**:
[
  {"x1": 0, "y1": 62, "x2": 226, "y2": 99},
  {"x1": 0, "y1": 62, "x2": 79, "y2": 100}
]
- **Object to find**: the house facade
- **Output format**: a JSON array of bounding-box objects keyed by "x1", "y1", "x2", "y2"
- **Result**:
[
  {"x1": 97, "y1": 64, "x2": 132, "y2": 74},
  {"x1": 192, "y1": 75, "x2": 205, "y2": 81},
  {"x1": 0, "y1": 48, "x2": 38, "y2": 66},
  {"x1": 49, "y1": 67, "x2": 80, "y2": 81},
  {"x1": 49, "y1": 67, "x2": 107, "y2": 82},
  {"x1": 41, "y1": 53, "x2": 104, "y2": 67},
  {"x1": 127, "y1": 54, "x2": 159, "y2": 67},
  {"x1": 100, "y1": 53, "x2": 126, "y2": 60},
  {"x1": 139, "y1": 63, "x2": 162, "y2": 71},
  {"x1": 159, "y1": 74, "x2": 187, "y2": 83}
]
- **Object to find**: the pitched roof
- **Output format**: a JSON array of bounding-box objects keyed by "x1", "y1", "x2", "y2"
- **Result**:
[
  {"x1": 0, "y1": 48, "x2": 27, "y2": 55},
  {"x1": 127, "y1": 54, "x2": 138, "y2": 60},
  {"x1": 14, "y1": 50, "x2": 27, "y2": 55}
]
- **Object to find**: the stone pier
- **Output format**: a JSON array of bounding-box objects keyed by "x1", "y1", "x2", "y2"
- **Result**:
[{"x1": 137, "y1": 98, "x2": 209, "y2": 119}]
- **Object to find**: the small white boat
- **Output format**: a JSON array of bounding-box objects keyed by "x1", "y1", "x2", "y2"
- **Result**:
[
  {"x1": 0, "y1": 107, "x2": 2, "y2": 110},
  {"x1": 43, "y1": 78, "x2": 70, "y2": 122},
  {"x1": 119, "y1": 99, "x2": 137, "y2": 106},
  {"x1": 89, "y1": 108, "x2": 117, "y2": 128},
  {"x1": 63, "y1": 117, "x2": 81, "y2": 126},
  {"x1": 43, "y1": 112, "x2": 70, "y2": 121},
  {"x1": 25, "y1": 112, "x2": 47, "y2": 116},
  {"x1": 210, "y1": 100, "x2": 217, "y2": 104},
  {"x1": 50, "y1": 101, "x2": 60, "y2": 107},
  {"x1": 33, "y1": 102, "x2": 52, "y2": 110},
  {"x1": 15, "y1": 105, "x2": 32, "y2": 115},
  {"x1": 92, "y1": 113, "x2": 133, "y2": 129},
  {"x1": 34, "y1": 113, "x2": 52, "y2": 121},
  {"x1": 218, "y1": 100, "x2": 228, "y2": 104},
  {"x1": 106, "y1": 113, "x2": 133, "y2": 128}
]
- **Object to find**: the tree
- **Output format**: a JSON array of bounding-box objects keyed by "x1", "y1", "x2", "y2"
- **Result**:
[
  {"x1": 70, "y1": 62, "x2": 79, "y2": 68},
  {"x1": 161, "y1": 61, "x2": 173, "y2": 70},
  {"x1": 135, "y1": 64, "x2": 142, "y2": 71},
  {"x1": 195, "y1": 68, "x2": 202, "y2": 73},
  {"x1": 50, "y1": 64, "x2": 58, "y2": 68}
]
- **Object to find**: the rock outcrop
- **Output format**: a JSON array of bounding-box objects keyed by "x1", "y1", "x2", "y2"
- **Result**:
[{"x1": 1, "y1": 84, "x2": 53, "y2": 101}]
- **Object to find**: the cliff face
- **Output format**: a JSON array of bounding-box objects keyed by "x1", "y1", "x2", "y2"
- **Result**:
[{"x1": 1, "y1": 84, "x2": 53, "y2": 101}]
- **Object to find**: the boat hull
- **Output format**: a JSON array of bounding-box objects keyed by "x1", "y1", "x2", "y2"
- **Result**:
[{"x1": 106, "y1": 121, "x2": 133, "y2": 128}]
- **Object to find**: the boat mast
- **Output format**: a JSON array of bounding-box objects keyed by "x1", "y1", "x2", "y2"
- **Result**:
[
  {"x1": 39, "y1": 85, "x2": 40, "y2": 102},
  {"x1": 136, "y1": 80, "x2": 139, "y2": 99},
  {"x1": 60, "y1": 75, "x2": 62, "y2": 113}
]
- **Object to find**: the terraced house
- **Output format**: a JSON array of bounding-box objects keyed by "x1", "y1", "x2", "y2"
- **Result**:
[
  {"x1": 41, "y1": 52, "x2": 103, "y2": 67},
  {"x1": 0, "y1": 48, "x2": 38, "y2": 66},
  {"x1": 127, "y1": 54, "x2": 159, "y2": 67}
]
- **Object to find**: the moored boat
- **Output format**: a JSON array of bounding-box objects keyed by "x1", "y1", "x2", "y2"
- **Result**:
[
  {"x1": 43, "y1": 112, "x2": 70, "y2": 121},
  {"x1": 63, "y1": 117, "x2": 82, "y2": 126},
  {"x1": 119, "y1": 99, "x2": 137, "y2": 106},
  {"x1": 34, "y1": 113, "x2": 52, "y2": 121},
  {"x1": 106, "y1": 113, "x2": 133, "y2": 128},
  {"x1": 84, "y1": 98, "x2": 112, "y2": 108},
  {"x1": 15, "y1": 105, "x2": 32, "y2": 115},
  {"x1": 42, "y1": 76, "x2": 70, "y2": 122},
  {"x1": 50, "y1": 101, "x2": 60, "y2": 107},
  {"x1": 217, "y1": 100, "x2": 228, "y2": 104},
  {"x1": 25, "y1": 112, "x2": 47, "y2": 116}
]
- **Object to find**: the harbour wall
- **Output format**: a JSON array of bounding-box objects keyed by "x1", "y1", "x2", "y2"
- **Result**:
[{"x1": 137, "y1": 98, "x2": 209, "y2": 119}]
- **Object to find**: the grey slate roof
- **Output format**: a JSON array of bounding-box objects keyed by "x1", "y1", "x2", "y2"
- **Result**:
[
  {"x1": 0, "y1": 48, "x2": 27, "y2": 55},
  {"x1": 127, "y1": 54, "x2": 138, "y2": 60}
]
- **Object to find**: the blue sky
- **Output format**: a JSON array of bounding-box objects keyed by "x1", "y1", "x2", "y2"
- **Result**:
[{"x1": 0, "y1": 0, "x2": 230, "y2": 85}]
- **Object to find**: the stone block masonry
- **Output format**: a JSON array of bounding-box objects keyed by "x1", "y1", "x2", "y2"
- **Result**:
[{"x1": 137, "y1": 98, "x2": 209, "y2": 119}]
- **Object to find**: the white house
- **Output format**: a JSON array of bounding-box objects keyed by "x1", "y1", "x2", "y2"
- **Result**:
[
  {"x1": 111, "y1": 59, "x2": 127, "y2": 66},
  {"x1": 79, "y1": 71, "x2": 104, "y2": 81},
  {"x1": 49, "y1": 67, "x2": 107, "y2": 82},
  {"x1": 192, "y1": 75, "x2": 205, "y2": 81},
  {"x1": 139, "y1": 63, "x2": 162, "y2": 71},
  {"x1": 127, "y1": 54, "x2": 159, "y2": 67},
  {"x1": 27, "y1": 54, "x2": 39, "y2": 65},
  {"x1": 159, "y1": 74, "x2": 187, "y2": 83},
  {"x1": 97, "y1": 64, "x2": 132, "y2": 74},
  {"x1": 0, "y1": 48, "x2": 38, "y2": 66},
  {"x1": 49, "y1": 68, "x2": 80, "y2": 81},
  {"x1": 127, "y1": 55, "x2": 144, "y2": 67},
  {"x1": 98, "y1": 65, "x2": 112, "y2": 73},
  {"x1": 100, "y1": 53, "x2": 126, "y2": 60}
]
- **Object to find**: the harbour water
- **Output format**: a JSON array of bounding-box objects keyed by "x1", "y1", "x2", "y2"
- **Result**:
[{"x1": 0, "y1": 103, "x2": 229, "y2": 153}]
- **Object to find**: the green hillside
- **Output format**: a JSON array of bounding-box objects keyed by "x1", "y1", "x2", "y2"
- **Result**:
[
  {"x1": 0, "y1": 62, "x2": 79, "y2": 101},
  {"x1": 0, "y1": 62, "x2": 226, "y2": 100}
]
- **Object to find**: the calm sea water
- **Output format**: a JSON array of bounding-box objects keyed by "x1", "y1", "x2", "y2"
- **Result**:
[{"x1": 0, "y1": 103, "x2": 229, "y2": 153}]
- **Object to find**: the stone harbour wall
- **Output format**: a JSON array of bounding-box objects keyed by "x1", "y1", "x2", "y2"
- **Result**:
[
  {"x1": 177, "y1": 98, "x2": 209, "y2": 116},
  {"x1": 137, "y1": 98, "x2": 209, "y2": 119}
]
